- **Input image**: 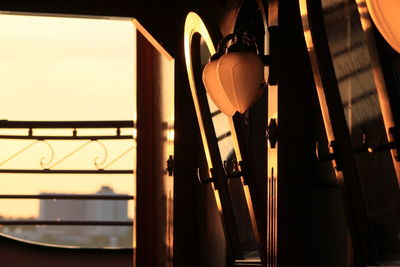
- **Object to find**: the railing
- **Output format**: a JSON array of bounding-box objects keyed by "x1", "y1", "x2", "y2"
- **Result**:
[
  {"x1": 0, "y1": 120, "x2": 134, "y2": 228},
  {"x1": 0, "y1": 193, "x2": 134, "y2": 226},
  {"x1": 0, "y1": 120, "x2": 135, "y2": 174},
  {"x1": 0, "y1": 220, "x2": 132, "y2": 226}
]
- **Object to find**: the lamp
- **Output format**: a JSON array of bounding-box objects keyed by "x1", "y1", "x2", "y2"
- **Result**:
[
  {"x1": 366, "y1": 0, "x2": 400, "y2": 53},
  {"x1": 202, "y1": 51, "x2": 237, "y2": 117},
  {"x1": 202, "y1": 29, "x2": 265, "y2": 116}
]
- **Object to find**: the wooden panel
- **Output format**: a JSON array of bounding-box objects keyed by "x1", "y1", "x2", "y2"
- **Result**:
[{"x1": 136, "y1": 27, "x2": 174, "y2": 267}]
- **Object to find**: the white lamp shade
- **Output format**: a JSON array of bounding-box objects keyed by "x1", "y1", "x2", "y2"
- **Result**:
[
  {"x1": 366, "y1": 0, "x2": 400, "y2": 53},
  {"x1": 202, "y1": 59, "x2": 237, "y2": 116},
  {"x1": 217, "y1": 52, "x2": 264, "y2": 114}
]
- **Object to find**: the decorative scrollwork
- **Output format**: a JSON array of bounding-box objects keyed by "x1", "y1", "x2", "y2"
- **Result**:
[
  {"x1": 0, "y1": 120, "x2": 135, "y2": 173},
  {"x1": 40, "y1": 140, "x2": 55, "y2": 169},
  {"x1": 93, "y1": 140, "x2": 108, "y2": 170},
  {"x1": 48, "y1": 140, "x2": 92, "y2": 169}
]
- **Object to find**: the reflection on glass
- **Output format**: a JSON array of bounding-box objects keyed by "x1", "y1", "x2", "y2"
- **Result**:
[
  {"x1": 200, "y1": 39, "x2": 260, "y2": 260},
  {"x1": 321, "y1": 0, "x2": 400, "y2": 263}
]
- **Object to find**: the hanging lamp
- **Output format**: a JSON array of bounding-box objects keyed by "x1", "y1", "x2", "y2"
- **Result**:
[
  {"x1": 366, "y1": 0, "x2": 400, "y2": 53},
  {"x1": 202, "y1": 30, "x2": 265, "y2": 116}
]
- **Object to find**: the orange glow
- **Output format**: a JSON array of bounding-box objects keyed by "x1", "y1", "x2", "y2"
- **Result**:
[
  {"x1": 299, "y1": 0, "x2": 336, "y2": 144},
  {"x1": 356, "y1": 0, "x2": 400, "y2": 188},
  {"x1": 217, "y1": 51, "x2": 264, "y2": 114},
  {"x1": 202, "y1": 60, "x2": 237, "y2": 116},
  {"x1": 158, "y1": 39, "x2": 175, "y2": 267},
  {"x1": 0, "y1": 13, "x2": 136, "y2": 219},
  {"x1": 167, "y1": 129, "x2": 175, "y2": 142},
  {"x1": 184, "y1": 12, "x2": 223, "y2": 214},
  {"x1": 132, "y1": 19, "x2": 174, "y2": 61},
  {"x1": 184, "y1": 12, "x2": 216, "y2": 170},
  {"x1": 366, "y1": 0, "x2": 400, "y2": 53},
  {"x1": 133, "y1": 128, "x2": 138, "y2": 139}
]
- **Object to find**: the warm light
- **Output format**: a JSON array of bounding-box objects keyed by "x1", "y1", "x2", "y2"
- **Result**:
[
  {"x1": 202, "y1": 59, "x2": 237, "y2": 116},
  {"x1": 202, "y1": 50, "x2": 265, "y2": 116},
  {"x1": 184, "y1": 11, "x2": 216, "y2": 169},
  {"x1": 133, "y1": 128, "x2": 137, "y2": 139},
  {"x1": 167, "y1": 129, "x2": 175, "y2": 142},
  {"x1": 217, "y1": 51, "x2": 264, "y2": 114},
  {"x1": 366, "y1": 0, "x2": 400, "y2": 53}
]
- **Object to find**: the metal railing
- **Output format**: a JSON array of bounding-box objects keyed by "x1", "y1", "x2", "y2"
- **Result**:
[
  {"x1": 0, "y1": 120, "x2": 135, "y2": 174},
  {"x1": 0, "y1": 120, "x2": 135, "y2": 227},
  {"x1": 0, "y1": 192, "x2": 134, "y2": 226}
]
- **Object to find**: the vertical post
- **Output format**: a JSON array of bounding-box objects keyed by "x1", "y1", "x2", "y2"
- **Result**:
[{"x1": 135, "y1": 21, "x2": 175, "y2": 267}]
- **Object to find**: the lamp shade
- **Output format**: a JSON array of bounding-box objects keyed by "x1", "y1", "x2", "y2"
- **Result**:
[
  {"x1": 217, "y1": 51, "x2": 264, "y2": 114},
  {"x1": 202, "y1": 59, "x2": 237, "y2": 116},
  {"x1": 366, "y1": 0, "x2": 400, "y2": 53}
]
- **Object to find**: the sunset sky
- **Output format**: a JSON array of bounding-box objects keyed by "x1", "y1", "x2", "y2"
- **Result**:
[{"x1": 0, "y1": 13, "x2": 136, "y2": 219}]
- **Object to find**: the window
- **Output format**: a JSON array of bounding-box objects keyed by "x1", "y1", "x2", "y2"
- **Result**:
[{"x1": 0, "y1": 13, "x2": 136, "y2": 248}]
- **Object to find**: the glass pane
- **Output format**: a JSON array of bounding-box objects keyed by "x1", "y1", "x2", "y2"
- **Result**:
[
  {"x1": 321, "y1": 0, "x2": 400, "y2": 263},
  {"x1": 0, "y1": 14, "x2": 135, "y2": 248},
  {"x1": 199, "y1": 39, "x2": 260, "y2": 260}
]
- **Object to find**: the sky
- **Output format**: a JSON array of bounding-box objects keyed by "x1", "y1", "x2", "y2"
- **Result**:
[{"x1": 0, "y1": 13, "x2": 136, "y2": 218}]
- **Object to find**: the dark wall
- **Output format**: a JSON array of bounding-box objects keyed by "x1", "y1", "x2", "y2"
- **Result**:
[
  {"x1": 277, "y1": 1, "x2": 350, "y2": 267},
  {"x1": 276, "y1": 1, "x2": 315, "y2": 266}
]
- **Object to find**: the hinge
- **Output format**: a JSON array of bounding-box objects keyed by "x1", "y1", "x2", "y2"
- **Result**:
[
  {"x1": 316, "y1": 140, "x2": 343, "y2": 171},
  {"x1": 224, "y1": 160, "x2": 243, "y2": 181},
  {"x1": 166, "y1": 155, "x2": 174, "y2": 176},
  {"x1": 197, "y1": 167, "x2": 214, "y2": 184},
  {"x1": 266, "y1": 118, "x2": 278, "y2": 148},
  {"x1": 367, "y1": 127, "x2": 400, "y2": 161}
]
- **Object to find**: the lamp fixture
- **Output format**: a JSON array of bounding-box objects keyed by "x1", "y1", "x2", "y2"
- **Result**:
[
  {"x1": 202, "y1": 28, "x2": 266, "y2": 116},
  {"x1": 202, "y1": 35, "x2": 237, "y2": 116},
  {"x1": 366, "y1": 0, "x2": 400, "y2": 53}
]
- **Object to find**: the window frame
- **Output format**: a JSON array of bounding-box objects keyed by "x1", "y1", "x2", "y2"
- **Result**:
[{"x1": 0, "y1": 12, "x2": 175, "y2": 267}]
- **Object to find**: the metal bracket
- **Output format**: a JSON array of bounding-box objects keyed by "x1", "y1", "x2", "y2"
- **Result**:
[
  {"x1": 197, "y1": 160, "x2": 244, "y2": 186},
  {"x1": 353, "y1": 131, "x2": 368, "y2": 155},
  {"x1": 224, "y1": 160, "x2": 243, "y2": 180},
  {"x1": 260, "y1": 55, "x2": 271, "y2": 65},
  {"x1": 367, "y1": 127, "x2": 400, "y2": 161},
  {"x1": 316, "y1": 140, "x2": 343, "y2": 171},
  {"x1": 166, "y1": 155, "x2": 174, "y2": 176},
  {"x1": 197, "y1": 167, "x2": 214, "y2": 184},
  {"x1": 266, "y1": 118, "x2": 278, "y2": 148},
  {"x1": 316, "y1": 132, "x2": 369, "y2": 170}
]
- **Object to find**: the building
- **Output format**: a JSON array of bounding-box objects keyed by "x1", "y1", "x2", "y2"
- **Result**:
[
  {"x1": 39, "y1": 186, "x2": 129, "y2": 223},
  {"x1": 37, "y1": 186, "x2": 130, "y2": 245}
]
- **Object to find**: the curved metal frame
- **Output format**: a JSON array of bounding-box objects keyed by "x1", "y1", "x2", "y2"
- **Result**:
[
  {"x1": 184, "y1": 11, "x2": 244, "y2": 263},
  {"x1": 184, "y1": 10, "x2": 268, "y2": 265},
  {"x1": 299, "y1": 0, "x2": 380, "y2": 266},
  {"x1": 355, "y1": 0, "x2": 400, "y2": 188}
]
